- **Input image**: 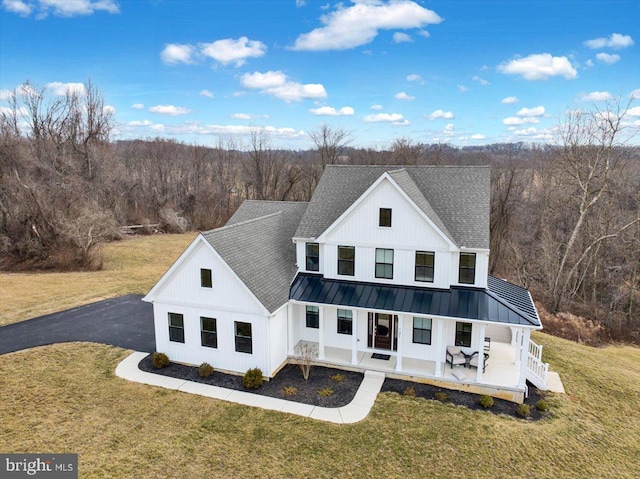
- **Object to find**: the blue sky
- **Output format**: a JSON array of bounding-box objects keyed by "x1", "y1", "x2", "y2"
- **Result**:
[{"x1": 1, "y1": 0, "x2": 639, "y2": 148}]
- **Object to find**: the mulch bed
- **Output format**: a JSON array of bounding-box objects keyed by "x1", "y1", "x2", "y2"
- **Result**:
[
  {"x1": 381, "y1": 378, "x2": 549, "y2": 421},
  {"x1": 138, "y1": 355, "x2": 364, "y2": 408},
  {"x1": 139, "y1": 355, "x2": 549, "y2": 419}
]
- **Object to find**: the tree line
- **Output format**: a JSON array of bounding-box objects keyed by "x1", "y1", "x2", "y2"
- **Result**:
[{"x1": 1, "y1": 82, "x2": 638, "y2": 342}]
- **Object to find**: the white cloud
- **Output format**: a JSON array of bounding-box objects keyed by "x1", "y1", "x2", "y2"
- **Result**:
[
  {"x1": 501, "y1": 96, "x2": 519, "y2": 104},
  {"x1": 291, "y1": 0, "x2": 442, "y2": 51},
  {"x1": 516, "y1": 106, "x2": 545, "y2": 117},
  {"x1": 580, "y1": 91, "x2": 612, "y2": 101},
  {"x1": 363, "y1": 112, "x2": 409, "y2": 125},
  {"x1": 442, "y1": 123, "x2": 455, "y2": 135},
  {"x1": 46, "y1": 81, "x2": 86, "y2": 96},
  {"x1": 595, "y1": 52, "x2": 620, "y2": 64},
  {"x1": 231, "y1": 113, "x2": 252, "y2": 120},
  {"x1": 470, "y1": 134, "x2": 485, "y2": 140},
  {"x1": 0, "y1": 89, "x2": 13, "y2": 101},
  {"x1": 428, "y1": 109, "x2": 454, "y2": 120},
  {"x1": 395, "y1": 91, "x2": 415, "y2": 101},
  {"x1": 370, "y1": 104, "x2": 383, "y2": 110},
  {"x1": 149, "y1": 105, "x2": 192, "y2": 116},
  {"x1": 585, "y1": 59, "x2": 594, "y2": 67},
  {"x1": 584, "y1": 33, "x2": 634, "y2": 50},
  {"x1": 503, "y1": 116, "x2": 540, "y2": 125},
  {"x1": 627, "y1": 106, "x2": 640, "y2": 117},
  {"x1": 2, "y1": 0, "x2": 119, "y2": 17},
  {"x1": 472, "y1": 75, "x2": 490, "y2": 86},
  {"x1": 2, "y1": 0, "x2": 32, "y2": 16},
  {"x1": 309, "y1": 106, "x2": 355, "y2": 116},
  {"x1": 457, "y1": 85, "x2": 468, "y2": 93},
  {"x1": 200, "y1": 89, "x2": 214, "y2": 98},
  {"x1": 630, "y1": 89, "x2": 640, "y2": 99},
  {"x1": 103, "y1": 105, "x2": 115, "y2": 114},
  {"x1": 199, "y1": 37, "x2": 267, "y2": 67},
  {"x1": 161, "y1": 44, "x2": 195, "y2": 65},
  {"x1": 418, "y1": 30, "x2": 430, "y2": 38},
  {"x1": 127, "y1": 120, "x2": 153, "y2": 126},
  {"x1": 393, "y1": 32, "x2": 412, "y2": 43},
  {"x1": 514, "y1": 127, "x2": 538, "y2": 136},
  {"x1": 131, "y1": 103, "x2": 145, "y2": 109},
  {"x1": 498, "y1": 53, "x2": 577, "y2": 80},
  {"x1": 296, "y1": 0, "x2": 306, "y2": 6},
  {"x1": 406, "y1": 74, "x2": 422, "y2": 82},
  {"x1": 241, "y1": 71, "x2": 327, "y2": 103}
]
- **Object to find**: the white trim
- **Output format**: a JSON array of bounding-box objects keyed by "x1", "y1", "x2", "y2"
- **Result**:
[
  {"x1": 144, "y1": 234, "x2": 271, "y2": 317},
  {"x1": 315, "y1": 172, "x2": 458, "y2": 251}
]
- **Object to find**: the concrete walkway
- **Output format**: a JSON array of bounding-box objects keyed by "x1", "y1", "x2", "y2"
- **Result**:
[{"x1": 116, "y1": 352, "x2": 385, "y2": 424}]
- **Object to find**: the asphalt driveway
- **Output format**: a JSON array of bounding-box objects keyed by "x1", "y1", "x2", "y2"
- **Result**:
[{"x1": 0, "y1": 295, "x2": 155, "y2": 355}]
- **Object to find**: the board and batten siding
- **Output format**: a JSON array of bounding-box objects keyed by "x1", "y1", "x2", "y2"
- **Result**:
[
  {"x1": 267, "y1": 305, "x2": 289, "y2": 376},
  {"x1": 150, "y1": 237, "x2": 273, "y2": 376}
]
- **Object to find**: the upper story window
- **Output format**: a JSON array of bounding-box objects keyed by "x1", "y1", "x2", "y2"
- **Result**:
[
  {"x1": 379, "y1": 208, "x2": 392, "y2": 227},
  {"x1": 338, "y1": 246, "x2": 355, "y2": 276},
  {"x1": 200, "y1": 268, "x2": 212, "y2": 288},
  {"x1": 375, "y1": 248, "x2": 394, "y2": 279},
  {"x1": 306, "y1": 243, "x2": 319, "y2": 271},
  {"x1": 415, "y1": 251, "x2": 435, "y2": 283},
  {"x1": 306, "y1": 306, "x2": 319, "y2": 329},
  {"x1": 458, "y1": 252, "x2": 476, "y2": 285},
  {"x1": 168, "y1": 312, "x2": 185, "y2": 343}
]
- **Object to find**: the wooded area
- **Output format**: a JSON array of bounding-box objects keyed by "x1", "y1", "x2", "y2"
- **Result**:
[{"x1": 1, "y1": 82, "x2": 638, "y2": 342}]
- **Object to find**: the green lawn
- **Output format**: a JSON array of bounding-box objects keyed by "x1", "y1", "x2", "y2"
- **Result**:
[{"x1": 1, "y1": 234, "x2": 639, "y2": 477}]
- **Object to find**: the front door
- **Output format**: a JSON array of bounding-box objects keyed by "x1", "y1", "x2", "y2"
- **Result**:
[{"x1": 374, "y1": 313, "x2": 392, "y2": 350}]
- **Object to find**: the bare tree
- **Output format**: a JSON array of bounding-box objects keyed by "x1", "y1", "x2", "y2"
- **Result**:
[{"x1": 294, "y1": 343, "x2": 318, "y2": 380}]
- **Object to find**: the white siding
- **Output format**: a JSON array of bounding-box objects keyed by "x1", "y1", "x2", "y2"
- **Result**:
[
  {"x1": 318, "y1": 178, "x2": 461, "y2": 288},
  {"x1": 151, "y1": 239, "x2": 266, "y2": 316},
  {"x1": 449, "y1": 250, "x2": 489, "y2": 288},
  {"x1": 153, "y1": 302, "x2": 269, "y2": 375},
  {"x1": 268, "y1": 306, "x2": 289, "y2": 376}
]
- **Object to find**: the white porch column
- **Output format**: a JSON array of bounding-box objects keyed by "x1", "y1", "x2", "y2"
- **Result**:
[
  {"x1": 518, "y1": 328, "x2": 530, "y2": 388},
  {"x1": 287, "y1": 302, "x2": 294, "y2": 355},
  {"x1": 396, "y1": 315, "x2": 403, "y2": 372},
  {"x1": 476, "y1": 323, "x2": 486, "y2": 382},
  {"x1": 351, "y1": 310, "x2": 358, "y2": 365},
  {"x1": 513, "y1": 327, "x2": 521, "y2": 365},
  {"x1": 435, "y1": 319, "x2": 443, "y2": 377},
  {"x1": 318, "y1": 306, "x2": 325, "y2": 360}
]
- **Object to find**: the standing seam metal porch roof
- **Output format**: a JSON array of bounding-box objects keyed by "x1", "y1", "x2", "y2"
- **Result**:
[{"x1": 290, "y1": 273, "x2": 541, "y2": 327}]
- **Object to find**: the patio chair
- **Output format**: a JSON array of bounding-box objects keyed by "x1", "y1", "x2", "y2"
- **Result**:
[
  {"x1": 468, "y1": 351, "x2": 489, "y2": 372},
  {"x1": 446, "y1": 346, "x2": 466, "y2": 368}
]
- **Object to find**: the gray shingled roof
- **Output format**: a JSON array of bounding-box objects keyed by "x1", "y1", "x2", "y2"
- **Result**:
[
  {"x1": 202, "y1": 201, "x2": 308, "y2": 313},
  {"x1": 294, "y1": 165, "x2": 490, "y2": 249}
]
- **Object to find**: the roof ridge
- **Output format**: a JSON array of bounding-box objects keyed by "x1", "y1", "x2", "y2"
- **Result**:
[
  {"x1": 242, "y1": 199, "x2": 309, "y2": 205},
  {"x1": 325, "y1": 164, "x2": 490, "y2": 169},
  {"x1": 203, "y1": 211, "x2": 282, "y2": 235}
]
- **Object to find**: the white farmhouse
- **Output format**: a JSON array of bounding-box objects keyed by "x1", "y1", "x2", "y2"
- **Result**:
[{"x1": 143, "y1": 165, "x2": 549, "y2": 403}]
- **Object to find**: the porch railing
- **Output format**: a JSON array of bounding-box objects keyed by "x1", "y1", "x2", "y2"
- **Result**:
[{"x1": 526, "y1": 339, "x2": 549, "y2": 389}]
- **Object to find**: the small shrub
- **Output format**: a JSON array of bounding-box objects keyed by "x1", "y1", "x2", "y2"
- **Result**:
[
  {"x1": 536, "y1": 399, "x2": 549, "y2": 412},
  {"x1": 479, "y1": 394, "x2": 494, "y2": 409},
  {"x1": 318, "y1": 387, "x2": 334, "y2": 397},
  {"x1": 283, "y1": 386, "x2": 298, "y2": 396},
  {"x1": 152, "y1": 352, "x2": 169, "y2": 369},
  {"x1": 403, "y1": 386, "x2": 416, "y2": 397},
  {"x1": 517, "y1": 403, "x2": 531, "y2": 418},
  {"x1": 330, "y1": 373, "x2": 345, "y2": 382},
  {"x1": 198, "y1": 362, "x2": 214, "y2": 378},
  {"x1": 243, "y1": 368, "x2": 263, "y2": 389},
  {"x1": 434, "y1": 391, "x2": 449, "y2": 403}
]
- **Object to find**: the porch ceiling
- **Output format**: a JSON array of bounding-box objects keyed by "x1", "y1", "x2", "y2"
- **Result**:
[{"x1": 290, "y1": 273, "x2": 540, "y2": 327}]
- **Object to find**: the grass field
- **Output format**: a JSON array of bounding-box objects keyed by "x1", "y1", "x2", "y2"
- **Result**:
[
  {"x1": 0, "y1": 233, "x2": 195, "y2": 326},
  {"x1": 1, "y1": 234, "x2": 639, "y2": 477}
]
